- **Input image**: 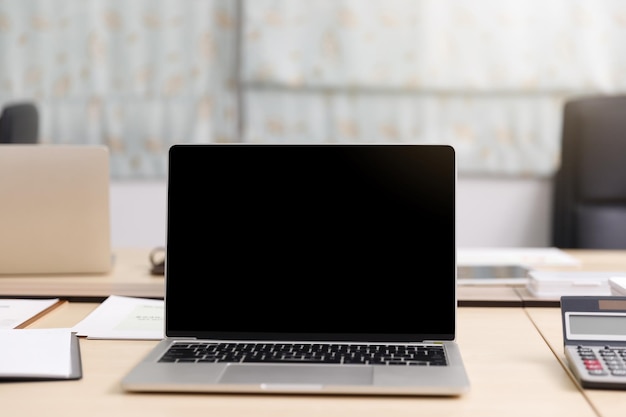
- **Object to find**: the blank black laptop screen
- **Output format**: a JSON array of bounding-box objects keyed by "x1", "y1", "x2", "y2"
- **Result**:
[{"x1": 165, "y1": 144, "x2": 456, "y2": 342}]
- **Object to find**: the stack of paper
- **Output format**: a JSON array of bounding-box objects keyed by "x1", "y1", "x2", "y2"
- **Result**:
[{"x1": 527, "y1": 271, "x2": 626, "y2": 298}]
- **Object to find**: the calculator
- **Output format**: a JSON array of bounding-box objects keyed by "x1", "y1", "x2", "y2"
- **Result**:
[{"x1": 561, "y1": 296, "x2": 626, "y2": 389}]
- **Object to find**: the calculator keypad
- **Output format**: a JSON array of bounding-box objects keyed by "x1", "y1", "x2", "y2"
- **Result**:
[{"x1": 576, "y1": 346, "x2": 626, "y2": 377}]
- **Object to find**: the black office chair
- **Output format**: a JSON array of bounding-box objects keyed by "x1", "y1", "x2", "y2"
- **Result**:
[
  {"x1": 0, "y1": 102, "x2": 39, "y2": 143},
  {"x1": 552, "y1": 94, "x2": 626, "y2": 249}
]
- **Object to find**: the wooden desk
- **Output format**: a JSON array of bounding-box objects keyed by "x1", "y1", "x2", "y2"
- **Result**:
[
  {"x1": 457, "y1": 285, "x2": 523, "y2": 307},
  {"x1": 0, "y1": 247, "x2": 524, "y2": 306},
  {"x1": 1, "y1": 248, "x2": 625, "y2": 307},
  {"x1": 527, "y1": 307, "x2": 626, "y2": 417},
  {"x1": 2, "y1": 303, "x2": 595, "y2": 417},
  {"x1": 0, "y1": 248, "x2": 164, "y2": 300}
]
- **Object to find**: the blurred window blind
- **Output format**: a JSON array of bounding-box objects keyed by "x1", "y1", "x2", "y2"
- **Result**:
[{"x1": 2, "y1": 0, "x2": 625, "y2": 178}]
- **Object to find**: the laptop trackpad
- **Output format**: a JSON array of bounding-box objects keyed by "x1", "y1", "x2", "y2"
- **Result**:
[{"x1": 219, "y1": 364, "x2": 373, "y2": 386}]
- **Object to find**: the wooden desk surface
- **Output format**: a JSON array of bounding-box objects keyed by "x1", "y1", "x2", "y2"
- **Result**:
[
  {"x1": 2, "y1": 303, "x2": 595, "y2": 417},
  {"x1": 527, "y1": 307, "x2": 626, "y2": 417},
  {"x1": 0, "y1": 248, "x2": 164, "y2": 300},
  {"x1": 1, "y1": 248, "x2": 625, "y2": 306},
  {"x1": 457, "y1": 285, "x2": 523, "y2": 306},
  {"x1": 0, "y1": 247, "x2": 525, "y2": 305}
]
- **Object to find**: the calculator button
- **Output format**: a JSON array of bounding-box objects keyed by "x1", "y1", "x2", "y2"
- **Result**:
[
  {"x1": 605, "y1": 360, "x2": 623, "y2": 368},
  {"x1": 584, "y1": 360, "x2": 604, "y2": 370},
  {"x1": 611, "y1": 369, "x2": 626, "y2": 376},
  {"x1": 588, "y1": 369, "x2": 608, "y2": 376}
]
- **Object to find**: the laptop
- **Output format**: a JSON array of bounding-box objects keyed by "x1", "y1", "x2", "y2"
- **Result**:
[
  {"x1": 121, "y1": 143, "x2": 470, "y2": 396},
  {"x1": 0, "y1": 144, "x2": 112, "y2": 275}
]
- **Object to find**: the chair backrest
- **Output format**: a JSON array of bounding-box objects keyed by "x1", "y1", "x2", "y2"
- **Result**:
[
  {"x1": 0, "y1": 102, "x2": 39, "y2": 143},
  {"x1": 552, "y1": 94, "x2": 626, "y2": 249}
]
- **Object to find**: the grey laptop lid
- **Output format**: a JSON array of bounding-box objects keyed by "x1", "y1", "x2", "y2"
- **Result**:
[
  {"x1": 122, "y1": 143, "x2": 469, "y2": 396},
  {"x1": 0, "y1": 144, "x2": 112, "y2": 275}
]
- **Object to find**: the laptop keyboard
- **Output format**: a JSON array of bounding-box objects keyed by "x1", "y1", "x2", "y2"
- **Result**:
[{"x1": 158, "y1": 342, "x2": 448, "y2": 366}]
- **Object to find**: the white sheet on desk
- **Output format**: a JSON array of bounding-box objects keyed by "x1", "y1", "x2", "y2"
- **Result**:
[
  {"x1": 457, "y1": 247, "x2": 581, "y2": 267},
  {"x1": 72, "y1": 295, "x2": 164, "y2": 340},
  {"x1": 0, "y1": 328, "x2": 73, "y2": 378},
  {"x1": 0, "y1": 298, "x2": 59, "y2": 329}
]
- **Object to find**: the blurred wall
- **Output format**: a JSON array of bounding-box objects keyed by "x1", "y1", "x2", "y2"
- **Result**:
[{"x1": 110, "y1": 177, "x2": 553, "y2": 249}]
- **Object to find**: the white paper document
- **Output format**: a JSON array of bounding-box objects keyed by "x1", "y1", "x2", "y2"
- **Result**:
[
  {"x1": 0, "y1": 298, "x2": 61, "y2": 329},
  {"x1": 458, "y1": 247, "x2": 581, "y2": 267},
  {"x1": 72, "y1": 295, "x2": 164, "y2": 340},
  {"x1": 0, "y1": 328, "x2": 78, "y2": 379}
]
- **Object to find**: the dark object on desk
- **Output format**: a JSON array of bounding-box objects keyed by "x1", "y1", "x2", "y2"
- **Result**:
[
  {"x1": 552, "y1": 94, "x2": 626, "y2": 249},
  {"x1": 149, "y1": 247, "x2": 165, "y2": 275},
  {"x1": 0, "y1": 102, "x2": 39, "y2": 143}
]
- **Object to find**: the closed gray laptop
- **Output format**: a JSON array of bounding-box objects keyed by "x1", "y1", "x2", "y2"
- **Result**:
[
  {"x1": 0, "y1": 144, "x2": 112, "y2": 275},
  {"x1": 121, "y1": 144, "x2": 470, "y2": 396}
]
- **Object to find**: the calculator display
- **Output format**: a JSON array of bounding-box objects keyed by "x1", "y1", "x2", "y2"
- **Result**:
[{"x1": 566, "y1": 312, "x2": 626, "y2": 341}]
